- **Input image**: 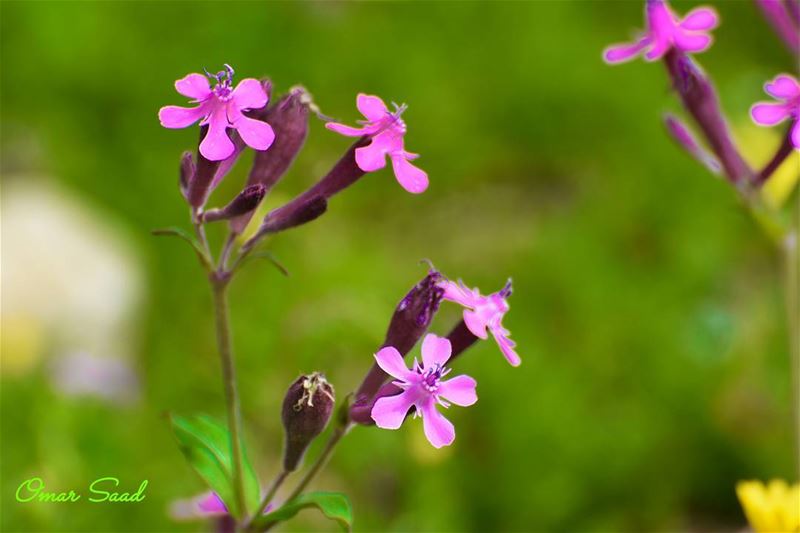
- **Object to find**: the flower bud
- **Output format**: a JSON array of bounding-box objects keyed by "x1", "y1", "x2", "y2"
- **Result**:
[
  {"x1": 187, "y1": 126, "x2": 222, "y2": 208},
  {"x1": 281, "y1": 372, "x2": 335, "y2": 471},
  {"x1": 230, "y1": 87, "x2": 311, "y2": 234},
  {"x1": 350, "y1": 270, "x2": 444, "y2": 424},
  {"x1": 179, "y1": 151, "x2": 194, "y2": 200},
  {"x1": 663, "y1": 50, "x2": 753, "y2": 184},
  {"x1": 251, "y1": 137, "x2": 368, "y2": 234},
  {"x1": 202, "y1": 185, "x2": 267, "y2": 223},
  {"x1": 663, "y1": 114, "x2": 721, "y2": 175}
]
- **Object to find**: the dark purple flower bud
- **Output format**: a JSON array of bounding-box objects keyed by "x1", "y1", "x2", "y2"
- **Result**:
[
  {"x1": 662, "y1": 50, "x2": 754, "y2": 185},
  {"x1": 663, "y1": 114, "x2": 721, "y2": 175},
  {"x1": 230, "y1": 86, "x2": 311, "y2": 234},
  {"x1": 281, "y1": 372, "x2": 335, "y2": 471},
  {"x1": 756, "y1": 0, "x2": 800, "y2": 53},
  {"x1": 241, "y1": 137, "x2": 369, "y2": 249},
  {"x1": 350, "y1": 270, "x2": 444, "y2": 424},
  {"x1": 179, "y1": 151, "x2": 194, "y2": 200},
  {"x1": 201, "y1": 184, "x2": 267, "y2": 223},
  {"x1": 187, "y1": 126, "x2": 222, "y2": 208}
]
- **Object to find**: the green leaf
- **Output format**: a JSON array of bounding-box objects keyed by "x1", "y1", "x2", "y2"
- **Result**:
[
  {"x1": 168, "y1": 414, "x2": 261, "y2": 518},
  {"x1": 252, "y1": 491, "x2": 353, "y2": 532},
  {"x1": 240, "y1": 251, "x2": 290, "y2": 276},
  {"x1": 152, "y1": 227, "x2": 212, "y2": 269}
]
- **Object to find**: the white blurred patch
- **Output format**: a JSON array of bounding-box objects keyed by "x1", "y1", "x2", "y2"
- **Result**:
[{"x1": 1, "y1": 177, "x2": 144, "y2": 404}]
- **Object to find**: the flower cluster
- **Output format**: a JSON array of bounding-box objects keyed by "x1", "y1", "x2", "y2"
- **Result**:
[
  {"x1": 349, "y1": 269, "x2": 519, "y2": 448},
  {"x1": 604, "y1": 0, "x2": 799, "y2": 192},
  {"x1": 160, "y1": 67, "x2": 429, "y2": 224},
  {"x1": 158, "y1": 64, "x2": 519, "y2": 530}
]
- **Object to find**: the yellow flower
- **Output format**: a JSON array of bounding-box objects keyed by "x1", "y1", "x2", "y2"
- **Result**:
[{"x1": 737, "y1": 479, "x2": 800, "y2": 533}]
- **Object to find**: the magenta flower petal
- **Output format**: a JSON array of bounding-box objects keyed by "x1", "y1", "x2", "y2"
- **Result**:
[
  {"x1": 356, "y1": 93, "x2": 389, "y2": 122},
  {"x1": 438, "y1": 375, "x2": 477, "y2": 406},
  {"x1": 420, "y1": 398, "x2": 455, "y2": 448},
  {"x1": 325, "y1": 122, "x2": 368, "y2": 137},
  {"x1": 355, "y1": 142, "x2": 389, "y2": 172},
  {"x1": 421, "y1": 333, "x2": 452, "y2": 368},
  {"x1": 490, "y1": 324, "x2": 521, "y2": 366},
  {"x1": 680, "y1": 7, "x2": 718, "y2": 30},
  {"x1": 159, "y1": 103, "x2": 210, "y2": 129},
  {"x1": 792, "y1": 120, "x2": 800, "y2": 149},
  {"x1": 390, "y1": 154, "x2": 429, "y2": 193},
  {"x1": 463, "y1": 310, "x2": 489, "y2": 339},
  {"x1": 673, "y1": 32, "x2": 712, "y2": 53},
  {"x1": 751, "y1": 103, "x2": 791, "y2": 125},
  {"x1": 372, "y1": 388, "x2": 417, "y2": 429},
  {"x1": 603, "y1": 39, "x2": 650, "y2": 64},
  {"x1": 175, "y1": 73, "x2": 212, "y2": 101},
  {"x1": 440, "y1": 280, "x2": 480, "y2": 308},
  {"x1": 200, "y1": 106, "x2": 235, "y2": 161},
  {"x1": 197, "y1": 492, "x2": 228, "y2": 516},
  {"x1": 232, "y1": 78, "x2": 268, "y2": 110},
  {"x1": 374, "y1": 346, "x2": 414, "y2": 381},
  {"x1": 766, "y1": 75, "x2": 800, "y2": 99},
  {"x1": 229, "y1": 107, "x2": 275, "y2": 151}
]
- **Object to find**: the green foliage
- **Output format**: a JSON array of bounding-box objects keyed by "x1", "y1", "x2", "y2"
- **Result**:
[
  {"x1": 169, "y1": 414, "x2": 260, "y2": 518},
  {"x1": 252, "y1": 491, "x2": 353, "y2": 532}
]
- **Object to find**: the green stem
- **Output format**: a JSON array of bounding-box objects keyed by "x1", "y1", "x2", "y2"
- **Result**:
[
  {"x1": 245, "y1": 470, "x2": 290, "y2": 531},
  {"x1": 786, "y1": 191, "x2": 800, "y2": 482},
  {"x1": 285, "y1": 426, "x2": 346, "y2": 503},
  {"x1": 211, "y1": 279, "x2": 247, "y2": 518}
]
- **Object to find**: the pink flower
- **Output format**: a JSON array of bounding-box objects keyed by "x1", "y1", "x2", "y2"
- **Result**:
[
  {"x1": 603, "y1": 0, "x2": 718, "y2": 64},
  {"x1": 370, "y1": 334, "x2": 477, "y2": 448},
  {"x1": 750, "y1": 74, "x2": 800, "y2": 149},
  {"x1": 159, "y1": 65, "x2": 275, "y2": 161},
  {"x1": 170, "y1": 491, "x2": 273, "y2": 521},
  {"x1": 325, "y1": 94, "x2": 429, "y2": 194},
  {"x1": 440, "y1": 279, "x2": 520, "y2": 367}
]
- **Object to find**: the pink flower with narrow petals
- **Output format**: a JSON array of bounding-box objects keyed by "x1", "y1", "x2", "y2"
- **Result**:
[
  {"x1": 750, "y1": 74, "x2": 800, "y2": 149},
  {"x1": 159, "y1": 64, "x2": 275, "y2": 161},
  {"x1": 325, "y1": 93, "x2": 429, "y2": 194},
  {"x1": 371, "y1": 334, "x2": 477, "y2": 448},
  {"x1": 603, "y1": 0, "x2": 718, "y2": 64},
  {"x1": 440, "y1": 279, "x2": 520, "y2": 367}
]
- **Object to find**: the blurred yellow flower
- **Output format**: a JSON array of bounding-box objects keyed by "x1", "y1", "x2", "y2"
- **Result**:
[{"x1": 737, "y1": 479, "x2": 800, "y2": 533}]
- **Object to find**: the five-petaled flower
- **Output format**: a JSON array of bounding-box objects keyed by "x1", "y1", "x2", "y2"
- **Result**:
[
  {"x1": 440, "y1": 278, "x2": 520, "y2": 366},
  {"x1": 159, "y1": 64, "x2": 275, "y2": 161},
  {"x1": 371, "y1": 334, "x2": 477, "y2": 448},
  {"x1": 603, "y1": 0, "x2": 718, "y2": 64},
  {"x1": 326, "y1": 93, "x2": 429, "y2": 194},
  {"x1": 750, "y1": 74, "x2": 800, "y2": 149}
]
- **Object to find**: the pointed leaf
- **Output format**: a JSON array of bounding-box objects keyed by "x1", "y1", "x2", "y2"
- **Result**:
[
  {"x1": 168, "y1": 414, "x2": 261, "y2": 518},
  {"x1": 152, "y1": 227, "x2": 212, "y2": 269},
  {"x1": 252, "y1": 491, "x2": 352, "y2": 532}
]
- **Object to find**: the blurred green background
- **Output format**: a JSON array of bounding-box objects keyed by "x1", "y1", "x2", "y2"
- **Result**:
[{"x1": 1, "y1": 1, "x2": 797, "y2": 531}]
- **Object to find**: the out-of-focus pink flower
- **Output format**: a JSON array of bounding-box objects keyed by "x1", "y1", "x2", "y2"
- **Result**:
[
  {"x1": 326, "y1": 93, "x2": 428, "y2": 194},
  {"x1": 440, "y1": 279, "x2": 520, "y2": 366},
  {"x1": 603, "y1": 0, "x2": 718, "y2": 64},
  {"x1": 371, "y1": 334, "x2": 477, "y2": 448},
  {"x1": 170, "y1": 491, "x2": 273, "y2": 521},
  {"x1": 159, "y1": 65, "x2": 275, "y2": 161},
  {"x1": 750, "y1": 74, "x2": 800, "y2": 149}
]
